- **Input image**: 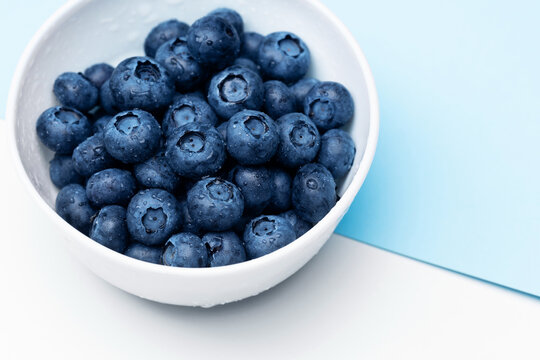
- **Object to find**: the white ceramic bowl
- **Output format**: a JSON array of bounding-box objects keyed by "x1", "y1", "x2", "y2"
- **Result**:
[{"x1": 7, "y1": 0, "x2": 378, "y2": 307}]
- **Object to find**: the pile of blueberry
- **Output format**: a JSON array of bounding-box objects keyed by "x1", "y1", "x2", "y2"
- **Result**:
[{"x1": 36, "y1": 8, "x2": 356, "y2": 268}]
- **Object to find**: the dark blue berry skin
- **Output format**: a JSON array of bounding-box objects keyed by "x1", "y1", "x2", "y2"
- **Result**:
[
  {"x1": 144, "y1": 19, "x2": 190, "y2": 58},
  {"x1": 134, "y1": 150, "x2": 180, "y2": 193},
  {"x1": 179, "y1": 200, "x2": 200, "y2": 234},
  {"x1": 49, "y1": 154, "x2": 84, "y2": 188},
  {"x1": 275, "y1": 113, "x2": 321, "y2": 168},
  {"x1": 155, "y1": 37, "x2": 206, "y2": 92},
  {"x1": 217, "y1": 121, "x2": 228, "y2": 142},
  {"x1": 240, "y1": 32, "x2": 264, "y2": 61},
  {"x1": 126, "y1": 189, "x2": 182, "y2": 246},
  {"x1": 202, "y1": 231, "x2": 247, "y2": 267},
  {"x1": 162, "y1": 233, "x2": 209, "y2": 268},
  {"x1": 258, "y1": 32, "x2": 310, "y2": 84},
  {"x1": 162, "y1": 94, "x2": 218, "y2": 138},
  {"x1": 208, "y1": 8, "x2": 244, "y2": 37},
  {"x1": 304, "y1": 81, "x2": 354, "y2": 131},
  {"x1": 92, "y1": 115, "x2": 112, "y2": 134},
  {"x1": 124, "y1": 243, "x2": 162, "y2": 264},
  {"x1": 84, "y1": 63, "x2": 114, "y2": 89},
  {"x1": 187, "y1": 177, "x2": 244, "y2": 231},
  {"x1": 55, "y1": 184, "x2": 96, "y2": 235},
  {"x1": 233, "y1": 57, "x2": 259, "y2": 74},
  {"x1": 263, "y1": 80, "x2": 296, "y2": 119},
  {"x1": 165, "y1": 123, "x2": 225, "y2": 179},
  {"x1": 290, "y1": 77, "x2": 319, "y2": 111},
  {"x1": 187, "y1": 15, "x2": 240, "y2": 69},
  {"x1": 90, "y1": 205, "x2": 128, "y2": 253},
  {"x1": 226, "y1": 110, "x2": 278, "y2": 165},
  {"x1": 317, "y1": 129, "x2": 356, "y2": 179},
  {"x1": 99, "y1": 80, "x2": 119, "y2": 115},
  {"x1": 86, "y1": 168, "x2": 137, "y2": 208},
  {"x1": 36, "y1": 106, "x2": 92, "y2": 154},
  {"x1": 228, "y1": 166, "x2": 272, "y2": 215},
  {"x1": 281, "y1": 210, "x2": 311, "y2": 238},
  {"x1": 72, "y1": 134, "x2": 116, "y2": 177},
  {"x1": 103, "y1": 110, "x2": 162, "y2": 164},
  {"x1": 243, "y1": 215, "x2": 296, "y2": 259},
  {"x1": 53, "y1": 72, "x2": 99, "y2": 112},
  {"x1": 266, "y1": 168, "x2": 292, "y2": 213},
  {"x1": 207, "y1": 66, "x2": 264, "y2": 119},
  {"x1": 109, "y1": 56, "x2": 174, "y2": 112},
  {"x1": 292, "y1": 163, "x2": 337, "y2": 223}
]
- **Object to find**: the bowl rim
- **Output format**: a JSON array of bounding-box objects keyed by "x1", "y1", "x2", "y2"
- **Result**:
[{"x1": 6, "y1": 0, "x2": 379, "y2": 277}]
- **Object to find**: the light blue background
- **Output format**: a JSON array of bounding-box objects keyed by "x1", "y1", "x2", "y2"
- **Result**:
[{"x1": 2, "y1": 1, "x2": 539, "y2": 295}]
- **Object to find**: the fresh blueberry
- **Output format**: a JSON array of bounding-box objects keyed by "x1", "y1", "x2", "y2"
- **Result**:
[
  {"x1": 280, "y1": 210, "x2": 311, "y2": 238},
  {"x1": 103, "y1": 109, "x2": 162, "y2": 164},
  {"x1": 243, "y1": 215, "x2": 296, "y2": 259},
  {"x1": 162, "y1": 94, "x2": 218, "y2": 138},
  {"x1": 304, "y1": 81, "x2": 354, "y2": 131},
  {"x1": 99, "y1": 80, "x2": 119, "y2": 115},
  {"x1": 217, "y1": 121, "x2": 228, "y2": 142},
  {"x1": 228, "y1": 165, "x2": 272, "y2": 214},
  {"x1": 124, "y1": 243, "x2": 162, "y2": 264},
  {"x1": 162, "y1": 233, "x2": 209, "y2": 268},
  {"x1": 275, "y1": 113, "x2": 320, "y2": 168},
  {"x1": 208, "y1": 8, "x2": 244, "y2": 37},
  {"x1": 258, "y1": 32, "x2": 310, "y2": 84},
  {"x1": 144, "y1": 19, "x2": 190, "y2": 58},
  {"x1": 84, "y1": 63, "x2": 114, "y2": 89},
  {"x1": 240, "y1": 31, "x2": 264, "y2": 61},
  {"x1": 49, "y1": 154, "x2": 84, "y2": 188},
  {"x1": 92, "y1": 115, "x2": 112, "y2": 134},
  {"x1": 179, "y1": 199, "x2": 200, "y2": 234},
  {"x1": 109, "y1": 56, "x2": 174, "y2": 112},
  {"x1": 233, "y1": 57, "x2": 259, "y2": 74},
  {"x1": 53, "y1": 72, "x2": 99, "y2": 112},
  {"x1": 55, "y1": 184, "x2": 96, "y2": 234},
  {"x1": 317, "y1": 129, "x2": 356, "y2": 179},
  {"x1": 126, "y1": 188, "x2": 182, "y2": 246},
  {"x1": 207, "y1": 65, "x2": 264, "y2": 119},
  {"x1": 36, "y1": 106, "x2": 92, "y2": 154},
  {"x1": 90, "y1": 205, "x2": 128, "y2": 253},
  {"x1": 165, "y1": 123, "x2": 225, "y2": 179},
  {"x1": 226, "y1": 110, "x2": 278, "y2": 165},
  {"x1": 290, "y1": 77, "x2": 319, "y2": 111},
  {"x1": 292, "y1": 163, "x2": 337, "y2": 223},
  {"x1": 263, "y1": 80, "x2": 296, "y2": 119},
  {"x1": 202, "y1": 231, "x2": 247, "y2": 267},
  {"x1": 72, "y1": 134, "x2": 116, "y2": 177},
  {"x1": 187, "y1": 177, "x2": 244, "y2": 231},
  {"x1": 86, "y1": 168, "x2": 137, "y2": 208},
  {"x1": 133, "y1": 150, "x2": 180, "y2": 193},
  {"x1": 155, "y1": 37, "x2": 206, "y2": 92},
  {"x1": 266, "y1": 168, "x2": 292, "y2": 213}
]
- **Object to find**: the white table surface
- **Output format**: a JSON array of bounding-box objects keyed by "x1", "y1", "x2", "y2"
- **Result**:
[{"x1": 2, "y1": 121, "x2": 540, "y2": 360}]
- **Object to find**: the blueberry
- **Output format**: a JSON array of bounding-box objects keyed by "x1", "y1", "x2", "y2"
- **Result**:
[
  {"x1": 179, "y1": 199, "x2": 200, "y2": 234},
  {"x1": 228, "y1": 166, "x2": 272, "y2": 215},
  {"x1": 208, "y1": 8, "x2": 244, "y2": 37},
  {"x1": 49, "y1": 154, "x2": 84, "y2": 188},
  {"x1": 124, "y1": 243, "x2": 162, "y2": 264},
  {"x1": 317, "y1": 129, "x2": 356, "y2": 179},
  {"x1": 275, "y1": 113, "x2": 320, "y2": 168},
  {"x1": 53, "y1": 72, "x2": 99, "y2": 112},
  {"x1": 290, "y1": 77, "x2": 319, "y2": 111},
  {"x1": 233, "y1": 57, "x2": 259, "y2": 74},
  {"x1": 36, "y1": 106, "x2": 92, "y2": 154},
  {"x1": 202, "y1": 231, "x2": 247, "y2": 267},
  {"x1": 187, "y1": 15, "x2": 240, "y2": 69},
  {"x1": 243, "y1": 215, "x2": 295, "y2": 259},
  {"x1": 292, "y1": 163, "x2": 336, "y2": 223},
  {"x1": 86, "y1": 168, "x2": 137, "y2": 208},
  {"x1": 165, "y1": 123, "x2": 225, "y2": 179},
  {"x1": 72, "y1": 134, "x2": 116, "y2": 177},
  {"x1": 144, "y1": 19, "x2": 190, "y2": 58},
  {"x1": 266, "y1": 168, "x2": 292, "y2": 213},
  {"x1": 207, "y1": 65, "x2": 264, "y2": 119},
  {"x1": 126, "y1": 188, "x2": 182, "y2": 246},
  {"x1": 55, "y1": 184, "x2": 96, "y2": 234},
  {"x1": 103, "y1": 110, "x2": 162, "y2": 164},
  {"x1": 90, "y1": 205, "x2": 128, "y2": 253},
  {"x1": 109, "y1": 56, "x2": 174, "y2": 112},
  {"x1": 92, "y1": 115, "x2": 112, "y2": 134},
  {"x1": 240, "y1": 32, "x2": 264, "y2": 61},
  {"x1": 263, "y1": 80, "x2": 296, "y2": 119},
  {"x1": 162, "y1": 233, "x2": 209, "y2": 268},
  {"x1": 84, "y1": 63, "x2": 114, "y2": 89},
  {"x1": 187, "y1": 177, "x2": 244, "y2": 231},
  {"x1": 99, "y1": 80, "x2": 119, "y2": 115},
  {"x1": 258, "y1": 32, "x2": 310, "y2": 84},
  {"x1": 133, "y1": 150, "x2": 180, "y2": 193},
  {"x1": 162, "y1": 94, "x2": 218, "y2": 138},
  {"x1": 217, "y1": 121, "x2": 228, "y2": 142},
  {"x1": 304, "y1": 81, "x2": 354, "y2": 131},
  {"x1": 226, "y1": 110, "x2": 278, "y2": 165},
  {"x1": 280, "y1": 210, "x2": 311, "y2": 238},
  {"x1": 155, "y1": 37, "x2": 206, "y2": 92}
]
